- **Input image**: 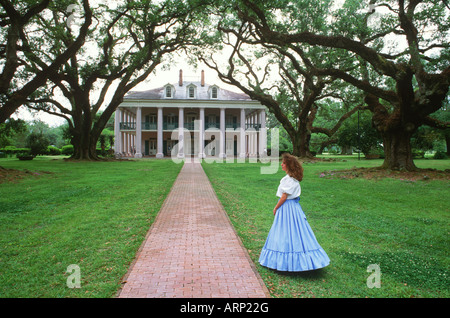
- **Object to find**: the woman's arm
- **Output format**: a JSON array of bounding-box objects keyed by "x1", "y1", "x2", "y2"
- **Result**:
[{"x1": 273, "y1": 193, "x2": 288, "y2": 215}]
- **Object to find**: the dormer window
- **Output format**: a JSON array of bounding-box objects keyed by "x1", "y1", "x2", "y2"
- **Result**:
[
  {"x1": 211, "y1": 86, "x2": 218, "y2": 99},
  {"x1": 165, "y1": 86, "x2": 172, "y2": 98},
  {"x1": 164, "y1": 85, "x2": 174, "y2": 99},
  {"x1": 186, "y1": 84, "x2": 197, "y2": 99}
]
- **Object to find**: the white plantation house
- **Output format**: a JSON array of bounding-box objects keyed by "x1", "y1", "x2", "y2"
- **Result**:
[{"x1": 114, "y1": 70, "x2": 268, "y2": 159}]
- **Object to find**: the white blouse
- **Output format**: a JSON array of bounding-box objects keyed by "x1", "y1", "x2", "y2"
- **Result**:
[{"x1": 276, "y1": 175, "x2": 301, "y2": 199}]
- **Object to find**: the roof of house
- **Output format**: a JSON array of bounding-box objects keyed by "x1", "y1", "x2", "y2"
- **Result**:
[{"x1": 124, "y1": 81, "x2": 252, "y2": 102}]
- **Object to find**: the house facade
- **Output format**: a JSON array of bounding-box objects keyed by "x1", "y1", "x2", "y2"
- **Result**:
[{"x1": 114, "y1": 70, "x2": 267, "y2": 159}]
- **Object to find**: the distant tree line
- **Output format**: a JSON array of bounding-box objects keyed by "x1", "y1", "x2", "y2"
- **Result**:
[{"x1": 0, "y1": 114, "x2": 115, "y2": 158}]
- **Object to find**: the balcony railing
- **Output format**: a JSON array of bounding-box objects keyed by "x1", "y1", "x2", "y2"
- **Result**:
[
  {"x1": 245, "y1": 123, "x2": 261, "y2": 131},
  {"x1": 163, "y1": 123, "x2": 178, "y2": 130},
  {"x1": 142, "y1": 122, "x2": 157, "y2": 130},
  {"x1": 120, "y1": 122, "x2": 136, "y2": 130},
  {"x1": 120, "y1": 122, "x2": 258, "y2": 131}
]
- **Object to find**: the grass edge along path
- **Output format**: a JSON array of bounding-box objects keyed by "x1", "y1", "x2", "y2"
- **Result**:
[
  {"x1": 0, "y1": 157, "x2": 182, "y2": 298},
  {"x1": 202, "y1": 157, "x2": 450, "y2": 298}
]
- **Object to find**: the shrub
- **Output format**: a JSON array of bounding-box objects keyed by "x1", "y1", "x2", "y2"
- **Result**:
[
  {"x1": 47, "y1": 146, "x2": 62, "y2": 155},
  {"x1": 412, "y1": 150, "x2": 425, "y2": 159},
  {"x1": 0, "y1": 147, "x2": 31, "y2": 156},
  {"x1": 96, "y1": 148, "x2": 105, "y2": 156},
  {"x1": 61, "y1": 145, "x2": 74, "y2": 155},
  {"x1": 16, "y1": 148, "x2": 31, "y2": 152},
  {"x1": 433, "y1": 151, "x2": 448, "y2": 159},
  {"x1": 26, "y1": 132, "x2": 50, "y2": 156},
  {"x1": 16, "y1": 149, "x2": 34, "y2": 160},
  {"x1": 1, "y1": 146, "x2": 17, "y2": 155},
  {"x1": 364, "y1": 146, "x2": 385, "y2": 159}
]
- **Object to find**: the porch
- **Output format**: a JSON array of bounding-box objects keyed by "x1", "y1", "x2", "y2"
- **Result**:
[{"x1": 115, "y1": 106, "x2": 266, "y2": 159}]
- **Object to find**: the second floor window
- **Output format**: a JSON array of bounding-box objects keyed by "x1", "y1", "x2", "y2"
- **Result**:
[
  {"x1": 211, "y1": 86, "x2": 218, "y2": 99},
  {"x1": 165, "y1": 86, "x2": 172, "y2": 98},
  {"x1": 188, "y1": 86, "x2": 195, "y2": 98}
]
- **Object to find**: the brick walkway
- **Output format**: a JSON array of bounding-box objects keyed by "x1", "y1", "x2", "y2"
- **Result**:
[{"x1": 117, "y1": 161, "x2": 269, "y2": 298}]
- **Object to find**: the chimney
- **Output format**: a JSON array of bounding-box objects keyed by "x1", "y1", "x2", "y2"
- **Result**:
[
  {"x1": 179, "y1": 69, "x2": 183, "y2": 86},
  {"x1": 201, "y1": 70, "x2": 205, "y2": 87}
]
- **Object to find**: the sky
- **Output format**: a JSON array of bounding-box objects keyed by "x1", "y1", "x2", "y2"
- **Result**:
[
  {"x1": 13, "y1": 58, "x2": 231, "y2": 127},
  {"x1": 11, "y1": 0, "x2": 236, "y2": 127}
]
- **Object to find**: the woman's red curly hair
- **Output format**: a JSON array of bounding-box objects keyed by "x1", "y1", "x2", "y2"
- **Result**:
[{"x1": 282, "y1": 153, "x2": 304, "y2": 182}]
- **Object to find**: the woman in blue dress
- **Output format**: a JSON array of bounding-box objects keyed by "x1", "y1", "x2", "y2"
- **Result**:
[{"x1": 259, "y1": 153, "x2": 330, "y2": 272}]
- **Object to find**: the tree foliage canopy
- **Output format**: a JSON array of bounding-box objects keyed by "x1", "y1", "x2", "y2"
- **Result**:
[
  {"x1": 4, "y1": 0, "x2": 214, "y2": 160},
  {"x1": 198, "y1": 0, "x2": 449, "y2": 169},
  {"x1": 0, "y1": 0, "x2": 93, "y2": 123}
]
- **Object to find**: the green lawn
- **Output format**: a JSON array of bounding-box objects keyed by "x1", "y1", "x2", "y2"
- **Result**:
[
  {"x1": 0, "y1": 155, "x2": 448, "y2": 298},
  {"x1": 202, "y1": 156, "x2": 450, "y2": 298},
  {"x1": 0, "y1": 157, "x2": 182, "y2": 297}
]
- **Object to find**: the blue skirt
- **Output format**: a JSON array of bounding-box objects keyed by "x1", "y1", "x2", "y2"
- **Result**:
[{"x1": 259, "y1": 198, "x2": 330, "y2": 272}]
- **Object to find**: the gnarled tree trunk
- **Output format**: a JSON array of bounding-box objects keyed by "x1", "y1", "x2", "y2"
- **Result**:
[
  {"x1": 71, "y1": 133, "x2": 99, "y2": 161},
  {"x1": 68, "y1": 99, "x2": 101, "y2": 161},
  {"x1": 380, "y1": 129, "x2": 416, "y2": 171},
  {"x1": 290, "y1": 120, "x2": 314, "y2": 158}
]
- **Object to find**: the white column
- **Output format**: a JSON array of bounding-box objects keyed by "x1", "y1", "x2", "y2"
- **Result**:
[
  {"x1": 248, "y1": 128, "x2": 255, "y2": 157},
  {"x1": 122, "y1": 132, "x2": 128, "y2": 156},
  {"x1": 219, "y1": 107, "x2": 226, "y2": 159},
  {"x1": 114, "y1": 108, "x2": 122, "y2": 156},
  {"x1": 178, "y1": 107, "x2": 184, "y2": 159},
  {"x1": 240, "y1": 108, "x2": 246, "y2": 159},
  {"x1": 122, "y1": 111, "x2": 126, "y2": 155},
  {"x1": 127, "y1": 133, "x2": 131, "y2": 155},
  {"x1": 135, "y1": 107, "x2": 142, "y2": 158},
  {"x1": 156, "y1": 107, "x2": 164, "y2": 158},
  {"x1": 131, "y1": 133, "x2": 135, "y2": 155},
  {"x1": 249, "y1": 112, "x2": 257, "y2": 158},
  {"x1": 133, "y1": 112, "x2": 137, "y2": 155},
  {"x1": 123, "y1": 133, "x2": 127, "y2": 156},
  {"x1": 259, "y1": 110, "x2": 267, "y2": 157},
  {"x1": 120, "y1": 132, "x2": 124, "y2": 155},
  {"x1": 121, "y1": 110, "x2": 125, "y2": 131},
  {"x1": 255, "y1": 111, "x2": 260, "y2": 157},
  {"x1": 199, "y1": 108, "x2": 205, "y2": 159},
  {"x1": 253, "y1": 112, "x2": 258, "y2": 156}
]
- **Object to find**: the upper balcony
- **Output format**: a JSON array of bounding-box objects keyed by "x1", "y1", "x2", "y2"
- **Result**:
[{"x1": 119, "y1": 122, "x2": 261, "y2": 131}]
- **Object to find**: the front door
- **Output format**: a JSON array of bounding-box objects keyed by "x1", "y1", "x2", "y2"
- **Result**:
[
  {"x1": 166, "y1": 139, "x2": 177, "y2": 156},
  {"x1": 145, "y1": 140, "x2": 149, "y2": 156},
  {"x1": 145, "y1": 139, "x2": 156, "y2": 156},
  {"x1": 149, "y1": 139, "x2": 156, "y2": 156}
]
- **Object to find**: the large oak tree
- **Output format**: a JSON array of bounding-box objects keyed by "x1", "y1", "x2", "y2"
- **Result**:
[
  {"x1": 198, "y1": 1, "x2": 362, "y2": 158},
  {"x1": 0, "y1": 0, "x2": 92, "y2": 124},
  {"x1": 231, "y1": 0, "x2": 449, "y2": 170},
  {"x1": 26, "y1": 0, "x2": 213, "y2": 160},
  {"x1": 200, "y1": 31, "x2": 361, "y2": 158}
]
